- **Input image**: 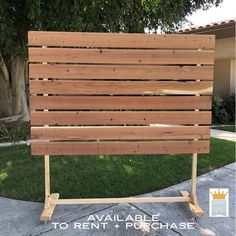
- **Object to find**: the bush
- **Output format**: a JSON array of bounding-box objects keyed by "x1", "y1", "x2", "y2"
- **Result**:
[
  {"x1": 0, "y1": 121, "x2": 29, "y2": 143},
  {"x1": 212, "y1": 94, "x2": 235, "y2": 124},
  {"x1": 223, "y1": 94, "x2": 235, "y2": 122}
]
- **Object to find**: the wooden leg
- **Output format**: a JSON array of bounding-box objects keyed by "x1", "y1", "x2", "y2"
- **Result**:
[
  {"x1": 188, "y1": 63, "x2": 204, "y2": 216},
  {"x1": 40, "y1": 193, "x2": 59, "y2": 221},
  {"x1": 188, "y1": 153, "x2": 204, "y2": 216},
  {"x1": 40, "y1": 155, "x2": 59, "y2": 221},
  {"x1": 44, "y1": 155, "x2": 50, "y2": 200}
]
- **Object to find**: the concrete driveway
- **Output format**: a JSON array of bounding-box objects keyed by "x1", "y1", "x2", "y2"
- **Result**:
[{"x1": 0, "y1": 163, "x2": 235, "y2": 236}]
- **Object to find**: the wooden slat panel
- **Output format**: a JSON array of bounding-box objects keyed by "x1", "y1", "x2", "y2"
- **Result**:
[
  {"x1": 30, "y1": 80, "x2": 213, "y2": 95},
  {"x1": 28, "y1": 48, "x2": 214, "y2": 65},
  {"x1": 30, "y1": 111, "x2": 211, "y2": 125},
  {"x1": 30, "y1": 96, "x2": 212, "y2": 110},
  {"x1": 29, "y1": 64, "x2": 214, "y2": 81},
  {"x1": 31, "y1": 126, "x2": 210, "y2": 140},
  {"x1": 28, "y1": 31, "x2": 215, "y2": 157},
  {"x1": 28, "y1": 31, "x2": 215, "y2": 49},
  {"x1": 31, "y1": 140, "x2": 210, "y2": 155}
]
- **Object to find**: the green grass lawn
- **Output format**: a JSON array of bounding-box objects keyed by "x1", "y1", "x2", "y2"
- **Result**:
[
  {"x1": 212, "y1": 125, "x2": 236, "y2": 132},
  {"x1": 0, "y1": 138, "x2": 235, "y2": 202}
]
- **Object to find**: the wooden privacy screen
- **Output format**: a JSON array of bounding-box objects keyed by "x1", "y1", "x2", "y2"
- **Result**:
[
  {"x1": 29, "y1": 32, "x2": 214, "y2": 155},
  {"x1": 28, "y1": 31, "x2": 215, "y2": 221}
]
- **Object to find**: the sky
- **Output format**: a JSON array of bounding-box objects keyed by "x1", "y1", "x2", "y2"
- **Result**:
[{"x1": 183, "y1": 0, "x2": 236, "y2": 29}]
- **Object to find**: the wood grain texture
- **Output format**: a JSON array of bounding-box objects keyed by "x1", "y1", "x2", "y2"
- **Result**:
[
  {"x1": 29, "y1": 64, "x2": 214, "y2": 81},
  {"x1": 30, "y1": 95, "x2": 212, "y2": 110},
  {"x1": 28, "y1": 48, "x2": 214, "y2": 65},
  {"x1": 31, "y1": 140, "x2": 210, "y2": 155},
  {"x1": 28, "y1": 31, "x2": 215, "y2": 49},
  {"x1": 28, "y1": 31, "x2": 214, "y2": 156},
  {"x1": 51, "y1": 196, "x2": 190, "y2": 204},
  {"x1": 31, "y1": 126, "x2": 210, "y2": 140},
  {"x1": 30, "y1": 80, "x2": 213, "y2": 95},
  {"x1": 30, "y1": 111, "x2": 211, "y2": 125}
]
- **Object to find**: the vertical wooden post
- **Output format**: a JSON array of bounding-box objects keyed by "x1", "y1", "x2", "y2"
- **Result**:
[
  {"x1": 44, "y1": 155, "x2": 50, "y2": 200},
  {"x1": 191, "y1": 103, "x2": 199, "y2": 197},
  {"x1": 188, "y1": 49, "x2": 204, "y2": 216},
  {"x1": 191, "y1": 153, "x2": 198, "y2": 198},
  {"x1": 40, "y1": 46, "x2": 59, "y2": 221},
  {"x1": 42, "y1": 46, "x2": 50, "y2": 204}
]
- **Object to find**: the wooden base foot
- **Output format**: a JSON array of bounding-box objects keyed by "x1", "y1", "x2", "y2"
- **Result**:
[
  {"x1": 189, "y1": 194, "x2": 204, "y2": 216},
  {"x1": 188, "y1": 202, "x2": 204, "y2": 216},
  {"x1": 179, "y1": 191, "x2": 189, "y2": 198},
  {"x1": 180, "y1": 191, "x2": 204, "y2": 216},
  {"x1": 40, "y1": 193, "x2": 59, "y2": 221}
]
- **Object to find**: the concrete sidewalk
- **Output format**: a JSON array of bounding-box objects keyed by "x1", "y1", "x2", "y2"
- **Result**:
[
  {"x1": 211, "y1": 129, "x2": 236, "y2": 142},
  {"x1": 0, "y1": 163, "x2": 235, "y2": 236}
]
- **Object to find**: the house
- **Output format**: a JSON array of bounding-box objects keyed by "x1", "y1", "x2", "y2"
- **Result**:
[{"x1": 179, "y1": 19, "x2": 235, "y2": 97}]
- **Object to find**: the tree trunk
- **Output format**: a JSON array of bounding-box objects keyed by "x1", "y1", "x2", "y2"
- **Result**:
[
  {"x1": 11, "y1": 56, "x2": 29, "y2": 121},
  {"x1": 0, "y1": 71, "x2": 13, "y2": 116},
  {"x1": 0, "y1": 55, "x2": 29, "y2": 121}
]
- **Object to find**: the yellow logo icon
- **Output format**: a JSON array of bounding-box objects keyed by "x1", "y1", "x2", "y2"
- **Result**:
[{"x1": 210, "y1": 189, "x2": 228, "y2": 200}]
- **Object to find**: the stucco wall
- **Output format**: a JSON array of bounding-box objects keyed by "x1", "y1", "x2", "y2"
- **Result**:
[
  {"x1": 230, "y1": 59, "x2": 235, "y2": 94},
  {"x1": 213, "y1": 37, "x2": 235, "y2": 96},
  {"x1": 215, "y1": 37, "x2": 235, "y2": 60},
  {"x1": 214, "y1": 59, "x2": 231, "y2": 96}
]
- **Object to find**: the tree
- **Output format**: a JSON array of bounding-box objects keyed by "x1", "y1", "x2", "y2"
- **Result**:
[{"x1": 0, "y1": 0, "x2": 222, "y2": 121}]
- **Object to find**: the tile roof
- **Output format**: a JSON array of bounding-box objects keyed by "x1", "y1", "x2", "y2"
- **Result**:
[
  {"x1": 179, "y1": 19, "x2": 235, "y2": 32},
  {"x1": 178, "y1": 19, "x2": 235, "y2": 38}
]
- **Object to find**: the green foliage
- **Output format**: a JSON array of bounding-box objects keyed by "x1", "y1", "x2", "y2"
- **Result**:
[
  {"x1": 0, "y1": 122, "x2": 29, "y2": 143},
  {"x1": 0, "y1": 0, "x2": 222, "y2": 60},
  {"x1": 212, "y1": 96, "x2": 229, "y2": 124},
  {"x1": 212, "y1": 94, "x2": 235, "y2": 124},
  {"x1": 223, "y1": 93, "x2": 235, "y2": 122}
]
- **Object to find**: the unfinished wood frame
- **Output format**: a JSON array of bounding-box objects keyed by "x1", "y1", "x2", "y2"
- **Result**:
[{"x1": 28, "y1": 31, "x2": 215, "y2": 221}]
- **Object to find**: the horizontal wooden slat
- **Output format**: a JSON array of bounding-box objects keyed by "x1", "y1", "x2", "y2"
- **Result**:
[
  {"x1": 30, "y1": 80, "x2": 213, "y2": 95},
  {"x1": 30, "y1": 111, "x2": 211, "y2": 125},
  {"x1": 31, "y1": 126, "x2": 210, "y2": 140},
  {"x1": 28, "y1": 31, "x2": 215, "y2": 49},
  {"x1": 30, "y1": 96, "x2": 212, "y2": 110},
  {"x1": 31, "y1": 140, "x2": 210, "y2": 155},
  {"x1": 28, "y1": 48, "x2": 214, "y2": 65},
  {"x1": 29, "y1": 64, "x2": 214, "y2": 81}
]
